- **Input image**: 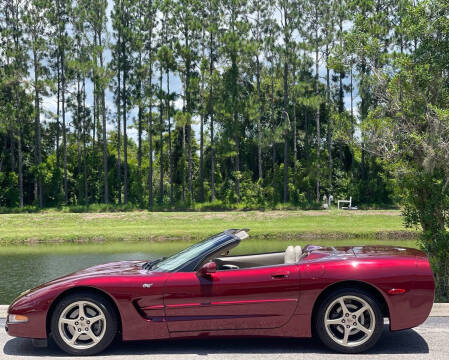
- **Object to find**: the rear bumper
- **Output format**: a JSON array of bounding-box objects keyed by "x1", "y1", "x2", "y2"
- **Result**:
[
  {"x1": 389, "y1": 290, "x2": 434, "y2": 331},
  {"x1": 389, "y1": 259, "x2": 435, "y2": 331}
]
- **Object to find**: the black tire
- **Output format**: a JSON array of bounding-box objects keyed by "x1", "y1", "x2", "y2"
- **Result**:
[
  {"x1": 314, "y1": 288, "x2": 384, "y2": 353},
  {"x1": 50, "y1": 291, "x2": 118, "y2": 356}
]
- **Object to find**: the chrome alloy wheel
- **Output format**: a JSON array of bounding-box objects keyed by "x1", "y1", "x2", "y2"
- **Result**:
[
  {"x1": 324, "y1": 295, "x2": 376, "y2": 348},
  {"x1": 58, "y1": 300, "x2": 107, "y2": 350}
]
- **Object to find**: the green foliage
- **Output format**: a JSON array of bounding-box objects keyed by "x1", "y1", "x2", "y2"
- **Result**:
[
  {"x1": 0, "y1": 172, "x2": 19, "y2": 207},
  {"x1": 362, "y1": 0, "x2": 449, "y2": 299}
]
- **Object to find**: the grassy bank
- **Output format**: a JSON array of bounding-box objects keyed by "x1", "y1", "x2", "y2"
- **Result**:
[{"x1": 0, "y1": 209, "x2": 416, "y2": 245}]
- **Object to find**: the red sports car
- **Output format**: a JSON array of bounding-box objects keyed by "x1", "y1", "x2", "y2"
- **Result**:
[{"x1": 6, "y1": 229, "x2": 434, "y2": 355}]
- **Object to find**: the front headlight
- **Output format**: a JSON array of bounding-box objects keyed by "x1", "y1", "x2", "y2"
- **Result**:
[{"x1": 7, "y1": 314, "x2": 29, "y2": 324}]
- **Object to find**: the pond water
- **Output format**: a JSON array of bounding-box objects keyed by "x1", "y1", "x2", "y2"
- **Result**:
[
  {"x1": 0, "y1": 252, "x2": 159, "y2": 305},
  {"x1": 0, "y1": 237, "x2": 416, "y2": 305}
]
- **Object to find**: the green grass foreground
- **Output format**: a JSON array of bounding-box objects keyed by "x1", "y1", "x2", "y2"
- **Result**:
[{"x1": 0, "y1": 209, "x2": 416, "y2": 246}]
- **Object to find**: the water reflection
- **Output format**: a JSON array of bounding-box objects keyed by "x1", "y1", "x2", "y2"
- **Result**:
[{"x1": 0, "y1": 252, "x2": 157, "y2": 304}]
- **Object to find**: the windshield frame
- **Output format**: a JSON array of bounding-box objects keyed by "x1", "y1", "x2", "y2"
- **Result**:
[{"x1": 148, "y1": 230, "x2": 241, "y2": 273}]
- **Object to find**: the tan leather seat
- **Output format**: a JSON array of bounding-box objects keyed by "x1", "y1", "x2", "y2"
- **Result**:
[
  {"x1": 285, "y1": 245, "x2": 302, "y2": 264},
  {"x1": 294, "y1": 246, "x2": 302, "y2": 262},
  {"x1": 284, "y1": 246, "x2": 296, "y2": 264}
]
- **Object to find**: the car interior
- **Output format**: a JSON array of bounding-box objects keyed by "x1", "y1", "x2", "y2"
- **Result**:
[{"x1": 214, "y1": 245, "x2": 304, "y2": 270}]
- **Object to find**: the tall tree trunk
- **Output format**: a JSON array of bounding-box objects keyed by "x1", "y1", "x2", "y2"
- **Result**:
[
  {"x1": 182, "y1": 122, "x2": 186, "y2": 203},
  {"x1": 360, "y1": 58, "x2": 367, "y2": 180},
  {"x1": 187, "y1": 124, "x2": 192, "y2": 201},
  {"x1": 123, "y1": 61, "x2": 128, "y2": 204},
  {"x1": 283, "y1": 57, "x2": 288, "y2": 203},
  {"x1": 235, "y1": 132, "x2": 240, "y2": 201},
  {"x1": 292, "y1": 63, "x2": 297, "y2": 172},
  {"x1": 208, "y1": 28, "x2": 215, "y2": 202},
  {"x1": 209, "y1": 53, "x2": 215, "y2": 202},
  {"x1": 350, "y1": 58, "x2": 353, "y2": 120},
  {"x1": 82, "y1": 77, "x2": 88, "y2": 206},
  {"x1": 159, "y1": 67, "x2": 164, "y2": 205},
  {"x1": 167, "y1": 68, "x2": 173, "y2": 206},
  {"x1": 304, "y1": 109, "x2": 309, "y2": 160},
  {"x1": 210, "y1": 111, "x2": 215, "y2": 202},
  {"x1": 0, "y1": 142, "x2": 6, "y2": 173},
  {"x1": 9, "y1": 130, "x2": 15, "y2": 172},
  {"x1": 186, "y1": 42, "x2": 193, "y2": 202},
  {"x1": 18, "y1": 126, "x2": 23, "y2": 208},
  {"x1": 33, "y1": 47, "x2": 43, "y2": 208},
  {"x1": 293, "y1": 103, "x2": 297, "y2": 171},
  {"x1": 256, "y1": 54, "x2": 262, "y2": 179},
  {"x1": 315, "y1": 36, "x2": 321, "y2": 203},
  {"x1": 326, "y1": 44, "x2": 332, "y2": 191},
  {"x1": 92, "y1": 83, "x2": 96, "y2": 149},
  {"x1": 147, "y1": 10, "x2": 154, "y2": 209},
  {"x1": 148, "y1": 101, "x2": 153, "y2": 208},
  {"x1": 99, "y1": 35, "x2": 108, "y2": 204},
  {"x1": 77, "y1": 76, "x2": 82, "y2": 201},
  {"x1": 338, "y1": 16, "x2": 344, "y2": 168},
  {"x1": 181, "y1": 75, "x2": 186, "y2": 203},
  {"x1": 199, "y1": 26, "x2": 206, "y2": 202},
  {"x1": 62, "y1": 50, "x2": 68, "y2": 204},
  {"x1": 138, "y1": 99, "x2": 143, "y2": 203},
  {"x1": 271, "y1": 61, "x2": 275, "y2": 173},
  {"x1": 14, "y1": 81, "x2": 23, "y2": 208},
  {"x1": 137, "y1": 48, "x2": 143, "y2": 206},
  {"x1": 282, "y1": 8, "x2": 289, "y2": 203},
  {"x1": 117, "y1": 68, "x2": 122, "y2": 204},
  {"x1": 56, "y1": 53, "x2": 60, "y2": 168},
  {"x1": 338, "y1": 16, "x2": 344, "y2": 114}
]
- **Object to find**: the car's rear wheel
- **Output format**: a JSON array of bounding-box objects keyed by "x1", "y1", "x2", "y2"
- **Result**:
[
  {"x1": 50, "y1": 292, "x2": 118, "y2": 356},
  {"x1": 315, "y1": 288, "x2": 383, "y2": 353}
]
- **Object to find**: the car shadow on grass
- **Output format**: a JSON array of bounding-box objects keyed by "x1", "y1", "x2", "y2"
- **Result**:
[{"x1": 3, "y1": 326, "x2": 429, "y2": 357}]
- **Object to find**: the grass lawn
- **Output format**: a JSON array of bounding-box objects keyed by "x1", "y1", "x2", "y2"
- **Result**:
[{"x1": 0, "y1": 209, "x2": 416, "y2": 246}]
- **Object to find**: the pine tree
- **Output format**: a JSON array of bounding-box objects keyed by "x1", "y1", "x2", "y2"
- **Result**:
[
  {"x1": 248, "y1": 0, "x2": 270, "y2": 180},
  {"x1": 0, "y1": 0, "x2": 29, "y2": 208},
  {"x1": 221, "y1": 0, "x2": 250, "y2": 201},
  {"x1": 205, "y1": 0, "x2": 221, "y2": 202},
  {"x1": 24, "y1": 0, "x2": 51, "y2": 208},
  {"x1": 85, "y1": 0, "x2": 110, "y2": 203},
  {"x1": 112, "y1": 0, "x2": 123, "y2": 204},
  {"x1": 276, "y1": 0, "x2": 297, "y2": 203},
  {"x1": 305, "y1": 0, "x2": 324, "y2": 202},
  {"x1": 141, "y1": 0, "x2": 159, "y2": 208},
  {"x1": 174, "y1": 0, "x2": 201, "y2": 203}
]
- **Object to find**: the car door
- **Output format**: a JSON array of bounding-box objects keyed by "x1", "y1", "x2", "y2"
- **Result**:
[{"x1": 164, "y1": 264, "x2": 300, "y2": 332}]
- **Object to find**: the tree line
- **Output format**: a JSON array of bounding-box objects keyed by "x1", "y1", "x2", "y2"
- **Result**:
[{"x1": 0, "y1": 0, "x2": 438, "y2": 209}]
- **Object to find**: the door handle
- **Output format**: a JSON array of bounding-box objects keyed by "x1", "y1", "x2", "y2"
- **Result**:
[{"x1": 271, "y1": 271, "x2": 290, "y2": 279}]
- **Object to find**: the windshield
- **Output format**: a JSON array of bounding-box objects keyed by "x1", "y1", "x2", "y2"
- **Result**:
[{"x1": 150, "y1": 233, "x2": 233, "y2": 272}]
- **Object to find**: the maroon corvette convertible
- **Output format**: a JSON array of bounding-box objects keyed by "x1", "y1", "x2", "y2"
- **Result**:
[{"x1": 6, "y1": 229, "x2": 434, "y2": 355}]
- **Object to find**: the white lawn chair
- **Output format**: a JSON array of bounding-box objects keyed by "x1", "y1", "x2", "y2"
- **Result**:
[{"x1": 338, "y1": 196, "x2": 355, "y2": 210}]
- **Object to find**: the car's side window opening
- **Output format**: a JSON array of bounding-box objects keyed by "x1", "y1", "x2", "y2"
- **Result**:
[{"x1": 214, "y1": 246, "x2": 305, "y2": 271}]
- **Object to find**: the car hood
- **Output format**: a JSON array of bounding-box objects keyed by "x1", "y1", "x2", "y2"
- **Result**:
[
  {"x1": 23, "y1": 260, "x2": 148, "y2": 295},
  {"x1": 9, "y1": 260, "x2": 164, "y2": 314}
]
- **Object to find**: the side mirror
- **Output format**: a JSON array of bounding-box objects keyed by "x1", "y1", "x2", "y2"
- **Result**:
[{"x1": 198, "y1": 262, "x2": 216, "y2": 277}]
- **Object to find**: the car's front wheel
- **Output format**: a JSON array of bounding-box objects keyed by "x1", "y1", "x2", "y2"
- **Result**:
[
  {"x1": 50, "y1": 292, "x2": 118, "y2": 356},
  {"x1": 315, "y1": 288, "x2": 383, "y2": 353}
]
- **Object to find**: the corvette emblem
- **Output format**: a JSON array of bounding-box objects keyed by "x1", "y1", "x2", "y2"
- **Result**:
[{"x1": 143, "y1": 283, "x2": 153, "y2": 288}]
